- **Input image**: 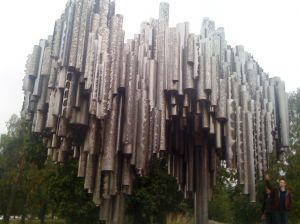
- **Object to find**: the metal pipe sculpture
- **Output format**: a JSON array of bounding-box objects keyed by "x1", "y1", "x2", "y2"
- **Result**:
[{"x1": 21, "y1": 1, "x2": 289, "y2": 223}]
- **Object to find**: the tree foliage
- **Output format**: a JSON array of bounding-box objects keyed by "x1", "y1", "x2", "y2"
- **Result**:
[
  {"x1": 0, "y1": 115, "x2": 99, "y2": 224},
  {"x1": 207, "y1": 89, "x2": 300, "y2": 224},
  {"x1": 1, "y1": 88, "x2": 300, "y2": 224},
  {"x1": 47, "y1": 161, "x2": 99, "y2": 224},
  {"x1": 126, "y1": 158, "x2": 186, "y2": 224}
]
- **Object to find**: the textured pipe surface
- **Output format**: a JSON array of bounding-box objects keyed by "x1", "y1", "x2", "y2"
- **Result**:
[{"x1": 21, "y1": 1, "x2": 289, "y2": 224}]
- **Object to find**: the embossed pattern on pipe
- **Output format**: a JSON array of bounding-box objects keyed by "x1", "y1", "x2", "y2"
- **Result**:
[{"x1": 21, "y1": 1, "x2": 289, "y2": 224}]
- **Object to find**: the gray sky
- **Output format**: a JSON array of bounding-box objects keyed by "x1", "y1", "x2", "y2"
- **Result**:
[{"x1": 0, "y1": 0, "x2": 299, "y2": 133}]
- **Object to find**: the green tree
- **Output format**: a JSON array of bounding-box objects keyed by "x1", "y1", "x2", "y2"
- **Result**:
[
  {"x1": 284, "y1": 89, "x2": 300, "y2": 223},
  {"x1": 126, "y1": 158, "x2": 185, "y2": 224},
  {"x1": 0, "y1": 115, "x2": 100, "y2": 224},
  {"x1": 208, "y1": 162, "x2": 234, "y2": 223},
  {"x1": 47, "y1": 161, "x2": 99, "y2": 224},
  {"x1": 0, "y1": 115, "x2": 27, "y2": 223}
]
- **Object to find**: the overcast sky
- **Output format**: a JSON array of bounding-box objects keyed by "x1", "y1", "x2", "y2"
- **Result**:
[{"x1": 0, "y1": 0, "x2": 299, "y2": 133}]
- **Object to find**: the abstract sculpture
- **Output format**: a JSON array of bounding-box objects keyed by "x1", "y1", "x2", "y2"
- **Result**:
[{"x1": 21, "y1": 1, "x2": 289, "y2": 223}]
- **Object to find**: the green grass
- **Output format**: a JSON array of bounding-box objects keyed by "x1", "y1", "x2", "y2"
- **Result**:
[
  {"x1": 0, "y1": 219, "x2": 65, "y2": 224},
  {"x1": 167, "y1": 213, "x2": 194, "y2": 224},
  {"x1": 166, "y1": 213, "x2": 226, "y2": 224}
]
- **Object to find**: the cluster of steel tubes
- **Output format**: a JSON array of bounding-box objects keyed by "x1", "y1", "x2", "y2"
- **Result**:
[{"x1": 21, "y1": 0, "x2": 289, "y2": 223}]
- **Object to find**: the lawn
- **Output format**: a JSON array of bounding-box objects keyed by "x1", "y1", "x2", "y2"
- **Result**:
[
  {"x1": 0, "y1": 219, "x2": 65, "y2": 224},
  {"x1": 166, "y1": 213, "x2": 226, "y2": 224}
]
